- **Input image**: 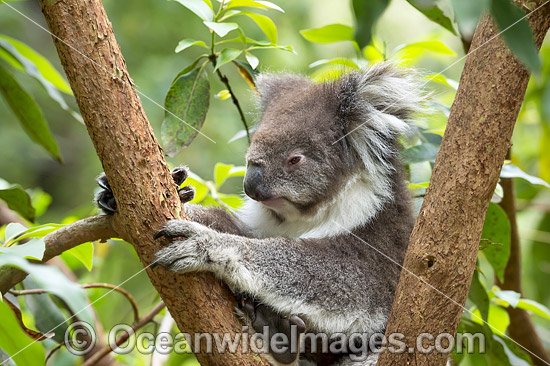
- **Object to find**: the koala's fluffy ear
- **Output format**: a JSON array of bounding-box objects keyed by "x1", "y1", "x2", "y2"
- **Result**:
[
  {"x1": 256, "y1": 73, "x2": 311, "y2": 111},
  {"x1": 335, "y1": 63, "x2": 424, "y2": 137},
  {"x1": 333, "y1": 64, "x2": 425, "y2": 174}
]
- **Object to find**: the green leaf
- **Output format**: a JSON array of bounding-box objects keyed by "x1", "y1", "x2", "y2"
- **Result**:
[
  {"x1": 175, "y1": 39, "x2": 208, "y2": 53},
  {"x1": 492, "y1": 289, "x2": 520, "y2": 307},
  {"x1": 0, "y1": 183, "x2": 35, "y2": 222},
  {"x1": 239, "y1": 11, "x2": 277, "y2": 43},
  {"x1": 406, "y1": 1, "x2": 456, "y2": 35},
  {"x1": 309, "y1": 58, "x2": 360, "y2": 69},
  {"x1": 0, "y1": 65, "x2": 61, "y2": 162},
  {"x1": 352, "y1": 0, "x2": 390, "y2": 48},
  {"x1": 393, "y1": 40, "x2": 456, "y2": 58},
  {"x1": 516, "y1": 299, "x2": 550, "y2": 320},
  {"x1": 450, "y1": 0, "x2": 489, "y2": 40},
  {"x1": 500, "y1": 164, "x2": 550, "y2": 188},
  {"x1": 0, "y1": 238, "x2": 45, "y2": 260},
  {"x1": 4, "y1": 222, "x2": 27, "y2": 240},
  {"x1": 245, "y1": 52, "x2": 259, "y2": 69},
  {"x1": 162, "y1": 67, "x2": 210, "y2": 156},
  {"x1": 363, "y1": 45, "x2": 385, "y2": 62},
  {"x1": 218, "y1": 193, "x2": 245, "y2": 209},
  {"x1": 469, "y1": 269, "x2": 490, "y2": 323},
  {"x1": 22, "y1": 277, "x2": 68, "y2": 343},
  {"x1": 173, "y1": 55, "x2": 209, "y2": 81},
  {"x1": 481, "y1": 203, "x2": 511, "y2": 283},
  {"x1": 490, "y1": 0, "x2": 540, "y2": 73},
  {"x1": 493, "y1": 335, "x2": 532, "y2": 366},
  {"x1": 185, "y1": 172, "x2": 210, "y2": 203},
  {"x1": 472, "y1": 305, "x2": 509, "y2": 336},
  {"x1": 173, "y1": 0, "x2": 213, "y2": 21},
  {"x1": 215, "y1": 89, "x2": 232, "y2": 100},
  {"x1": 214, "y1": 48, "x2": 242, "y2": 70},
  {"x1": 407, "y1": 182, "x2": 430, "y2": 189},
  {"x1": 233, "y1": 59, "x2": 259, "y2": 89},
  {"x1": 214, "y1": 163, "x2": 234, "y2": 188},
  {"x1": 63, "y1": 242, "x2": 94, "y2": 271},
  {"x1": 0, "y1": 300, "x2": 45, "y2": 365},
  {"x1": 0, "y1": 35, "x2": 72, "y2": 94},
  {"x1": 0, "y1": 38, "x2": 80, "y2": 123},
  {"x1": 0, "y1": 255, "x2": 95, "y2": 325},
  {"x1": 226, "y1": 0, "x2": 283, "y2": 12},
  {"x1": 401, "y1": 143, "x2": 439, "y2": 164},
  {"x1": 203, "y1": 21, "x2": 239, "y2": 37},
  {"x1": 300, "y1": 24, "x2": 354, "y2": 44}
]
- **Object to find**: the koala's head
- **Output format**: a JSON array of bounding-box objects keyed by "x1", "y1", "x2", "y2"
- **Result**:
[{"x1": 243, "y1": 64, "x2": 423, "y2": 219}]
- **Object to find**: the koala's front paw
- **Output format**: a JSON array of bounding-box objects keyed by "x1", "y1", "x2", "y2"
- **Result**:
[{"x1": 153, "y1": 220, "x2": 217, "y2": 273}]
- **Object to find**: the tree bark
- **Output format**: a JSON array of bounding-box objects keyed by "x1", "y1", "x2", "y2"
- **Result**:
[
  {"x1": 378, "y1": 3, "x2": 550, "y2": 366},
  {"x1": 37, "y1": 1, "x2": 267, "y2": 365},
  {"x1": 496, "y1": 174, "x2": 550, "y2": 365}
]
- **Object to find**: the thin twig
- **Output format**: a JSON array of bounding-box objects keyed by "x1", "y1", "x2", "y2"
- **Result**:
[
  {"x1": 81, "y1": 302, "x2": 166, "y2": 366},
  {"x1": 9, "y1": 283, "x2": 140, "y2": 324},
  {"x1": 215, "y1": 69, "x2": 251, "y2": 143}
]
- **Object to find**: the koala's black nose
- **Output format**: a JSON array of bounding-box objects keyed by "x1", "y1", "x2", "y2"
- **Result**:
[{"x1": 243, "y1": 164, "x2": 271, "y2": 201}]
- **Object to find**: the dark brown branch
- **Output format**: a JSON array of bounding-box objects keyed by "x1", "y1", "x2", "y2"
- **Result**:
[
  {"x1": 81, "y1": 302, "x2": 166, "y2": 366},
  {"x1": 496, "y1": 172, "x2": 550, "y2": 365},
  {"x1": 216, "y1": 69, "x2": 251, "y2": 143},
  {"x1": 378, "y1": 3, "x2": 550, "y2": 365},
  {"x1": 0, "y1": 215, "x2": 115, "y2": 294},
  {"x1": 37, "y1": 1, "x2": 267, "y2": 364}
]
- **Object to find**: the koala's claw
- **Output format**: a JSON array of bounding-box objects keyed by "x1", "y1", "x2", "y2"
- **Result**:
[
  {"x1": 171, "y1": 166, "x2": 189, "y2": 187},
  {"x1": 178, "y1": 185, "x2": 195, "y2": 203}
]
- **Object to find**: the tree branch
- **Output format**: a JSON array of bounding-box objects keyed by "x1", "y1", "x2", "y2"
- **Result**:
[
  {"x1": 378, "y1": 3, "x2": 550, "y2": 365},
  {"x1": 0, "y1": 215, "x2": 115, "y2": 293},
  {"x1": 37, "y1": 1, "x2": 267, "y2": 364}
]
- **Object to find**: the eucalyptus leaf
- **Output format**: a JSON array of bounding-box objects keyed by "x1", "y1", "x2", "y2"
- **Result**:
[
  {"x1": 173, "y1": 0, "x2": 213, "y2": 21},
  {"x1": 401, "y1": 143, "x2": 439, "y2": 164},
  {"x1": 0, "y1": 238, "x2": 45, "y2": 260},
  {"x1": 0, "y1": 35, "x2": 72, "y2": 94},
  {"x1": 175, "y1": 39, "x2": 208, "y2": 53},
  {"x1": 0, "y1": 255, "x2": 95, "y2": 325},
  {"x1": 203, "y1": 21, "x2": 239, "y2": 37},
  {"x1": 481, "y1": 203, "x2": 511, "y2": 283},
  {"x1": 214, "y1": 163, "x2": 234, "y2": 188},
  {"x1": 490, "y1": 0, "x2": 540, "y2": 73},
  {"x1": 0, "y1": 300, "x2": 45, "y2": 366},
  {"x1": 238, "y1": 11, "x2": 277, "y2": 43},
  {"x1": 63, "y1": 242, "x2": 94, "y2": 271},
  {"x1": 469, "y1": 269, "x2": 490, "y2": 323},
  {"x1": 226, "y1": 0, "x2": 284, "y2": 12},
  {"x1": 406, "y1": 0, "x2": 456, "y2": 35},
  {"x1": 500, "y1": 164, "x2": 550, "y2": 188},
  {"x1": 0, "y1": 65, "x2": 61, "y2": 162},
  {"x1": 214, "y1": 48, "x2": 242, "y2": 70},
  {"x1": 309, "y1": 58, "x2": 360, "y2": 69},
  {"x1": 245, "y1": 52, "x2": 259, "y2": 69},
  {"x1": 300, "y1": 24, "x2": 354, "y2": 44},
  {"x1": 450, "y1": 0, "x2": 489, "y2": 40},
  {"x1": 0, "y1": 184, "x2": 36, "y2": 222},
  {"x1": 162, "y1": 67, "x2": 210, "y2": 156},
  {"x1": 516, "y1": 298, "x2": 550, "y2": 320},
  {"x1": 352, "y1": 0, "x2": 390, "y2": 48}
]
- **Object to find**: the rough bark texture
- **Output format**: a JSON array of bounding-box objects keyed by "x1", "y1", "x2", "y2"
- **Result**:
[
  {"x1": 496, "y1": 176, "x2": 550, "y2": 365},
  {"x1": 378, "y1": 4, "x2": 550, "y2": 366},
  {"x1": 37, "y1": 1, "x2": 267, "y2": 365}
]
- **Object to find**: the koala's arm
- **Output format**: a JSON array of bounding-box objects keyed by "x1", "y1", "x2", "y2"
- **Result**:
[
  {"x1": 154, "y1": 220, "x2": 387, "y2": 334},
  {"x1": 184, "y1": 204, "x2": 247, "y2": 236}
]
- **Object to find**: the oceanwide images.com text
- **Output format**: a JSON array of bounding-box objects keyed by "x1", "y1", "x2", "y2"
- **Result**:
[{"x1": 65, "y1": 321, "x2": 486, "y2": 360}]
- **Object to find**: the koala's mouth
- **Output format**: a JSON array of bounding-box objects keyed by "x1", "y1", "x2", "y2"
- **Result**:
[{"x1": 260, "y1": 198, "x2": 286, "y2": 209}]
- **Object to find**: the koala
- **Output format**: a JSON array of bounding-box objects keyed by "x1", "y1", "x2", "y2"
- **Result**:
[{"x1": 97, "y1": 63, "x2": 422, "y2": 366}]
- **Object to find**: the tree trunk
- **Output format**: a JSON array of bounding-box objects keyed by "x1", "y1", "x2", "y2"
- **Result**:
[
  {"x1": 378, "y1": 3, "x2": 550, "y2": 366},
  {"x1": 37, "y1": 1, "x2": 267, "y2": 365}
]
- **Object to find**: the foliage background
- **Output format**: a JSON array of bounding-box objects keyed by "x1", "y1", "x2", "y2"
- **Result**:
[{"x1": 0, "y1": 0, "x2": 549, "y2": 365}]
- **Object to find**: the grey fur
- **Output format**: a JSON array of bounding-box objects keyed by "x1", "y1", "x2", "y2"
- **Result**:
[{"x1": 155, "y1": 63, "x2": 422, "y2": 365}]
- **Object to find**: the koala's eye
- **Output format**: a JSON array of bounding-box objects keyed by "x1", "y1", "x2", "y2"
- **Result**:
[{"x1": 286, "y1": 155, "x2": 303, "y2": 166}]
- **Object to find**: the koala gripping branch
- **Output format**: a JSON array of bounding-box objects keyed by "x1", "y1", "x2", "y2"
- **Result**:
[
  {"x1": 38, "y1": 1, "x2": 267, "y2": 365},
  {"x1": 378, "y1": 3, "x2": 550, "y2": 366}
]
